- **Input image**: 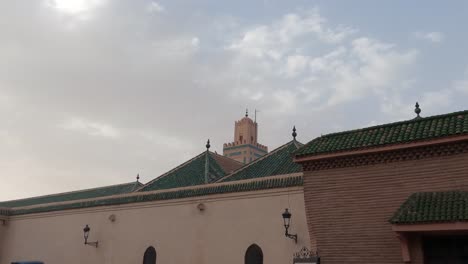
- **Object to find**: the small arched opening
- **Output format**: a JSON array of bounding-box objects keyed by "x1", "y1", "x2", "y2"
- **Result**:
[
  {"x1": 143, "y1": 246, "x2": 157, "y2": 264},
  {"x1": 245, "y1": 244, "x2": 263, "y2": 264}
]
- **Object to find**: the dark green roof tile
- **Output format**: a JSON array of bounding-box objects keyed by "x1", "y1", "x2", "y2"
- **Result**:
[
  {"x1": 219, "y1": 140, "x2": 303, "y2": 182},
  {"x1": 10, "y1": 175, "x2": 303, "y2": 216},
  {"x1": 0, "y1": 208, "x2": 10, "y2": 216},
  {"x1": 0, "y1": 181, "x2": 142, "y2": 208},
  {"x1": 296, "y1": 110, "x2": 468, "y2": 157},
  {"x1": 390, "y1": 191, "x2": 468, "y2": 224},
  {"x1": 138, "y1": 151, "x2": 242, "y2": 192}
]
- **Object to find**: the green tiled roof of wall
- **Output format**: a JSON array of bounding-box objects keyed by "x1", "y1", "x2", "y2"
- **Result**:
[
  {"x1": 138, "y1": 151, "x2": 241, "y2": 192},
  {"x1": 295, "y1": 110, "x2": 468, "y2": 157},
  {"x1": 10, "y1": 175, "x2": 303, "y2": 216},
  {"x1": 0, "y1": 208, "x2": 10, "y2": 216},
  {"x1": 390, "y1": 191, "x2": 468, "y2": 224},
  {"x1": 219, "y1": 140, "x2": 303, "y2": 182},
  {"x1": 0, "y1": 181, "x2": 142, "y2": 208}
]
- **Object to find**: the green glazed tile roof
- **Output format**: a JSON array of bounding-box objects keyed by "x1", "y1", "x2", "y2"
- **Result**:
[
  {"x1": 218, "y1": 140, "x2": 303, "y2": 182},
  {"x1": 138, "y1": 151, "x2": 242, "y2": 192},
  {"x1": 390, "y1": 191, "x2": 468, "y2": 224},
  {"x1": 0, "y1": 208, "x2": 10, "y2": 216},
  {"x1": 296, "y1": 110, "x2": 468, "y2": 157},
  {"x1": 10, "y1": 175, "x2": 303, "y2": 216},
  {"x1": 0, "y1": 181, "x2": 142, "y2": 208}
]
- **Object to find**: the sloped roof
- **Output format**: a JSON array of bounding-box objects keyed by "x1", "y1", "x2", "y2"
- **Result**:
[
  {"x1": 10, "y1": 175, "x2": 303, "y2": 216},
  {"x1": 295, "y1": 110, "x2": 468, "y2": 158},
  {"x1": 137, "y1": 151, "x2": 243, "y2": 192},
  {"x1": 0, "y1": 181, "x2": 142, "y2": 208},
  {"x1": 390, "y1": 191, "x2": 468, "y2": 224},
  {"x1": 218, "y1": 140, "x2": 303, "y2": 182}
]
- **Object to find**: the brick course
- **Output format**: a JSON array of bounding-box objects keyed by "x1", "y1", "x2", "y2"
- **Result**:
[{"x1": 301, "y1": 143, "x2": 468, "y2": 264}]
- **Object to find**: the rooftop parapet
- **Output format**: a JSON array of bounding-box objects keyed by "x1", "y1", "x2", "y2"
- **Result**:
[{"x1": 223, "y1": 141, "x2": 268, "y2": 151}]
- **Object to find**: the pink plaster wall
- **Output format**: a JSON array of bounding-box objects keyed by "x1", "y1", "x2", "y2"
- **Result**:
[{"x1": 0, "y1": 188, "x2": 310, "y2": 264}]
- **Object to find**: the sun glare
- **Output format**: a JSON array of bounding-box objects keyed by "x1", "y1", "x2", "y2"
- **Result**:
[{"x1": 47, "y1": 0, "x2": 104, "y2": 15}]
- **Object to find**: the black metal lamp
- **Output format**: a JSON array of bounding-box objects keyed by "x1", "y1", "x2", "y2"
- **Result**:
[
  {"x1": 282, "y1": 208, "x2": 297, "y2": 243},
  {"x1": 83, "y1": 224, "x2": 99, "y2": 248}
]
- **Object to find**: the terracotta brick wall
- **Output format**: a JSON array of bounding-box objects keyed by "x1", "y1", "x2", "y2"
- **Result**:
[{"x1": 302, "y1": 147, "x2": 468, "y2": 264}]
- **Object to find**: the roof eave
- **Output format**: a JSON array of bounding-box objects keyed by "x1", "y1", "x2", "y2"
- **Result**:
[
  {"x1": 8, "y1": 173, "x2": 303, "y2": 216},
  {"x1": 392, "y1": 221, "x2": 468, "y2": 232},
  {"x1": 294, "y1": 134, "x2": 468, "y2": 163}
]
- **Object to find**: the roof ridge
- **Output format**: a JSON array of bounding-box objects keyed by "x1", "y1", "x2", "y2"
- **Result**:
[
  {"x1": 0, "y1": 181, "x2": 140, "y2": 204},
  {"x1": 135, "y1": 151, "x2": 208, "y2": 192},
  {"x1": 293, "y1": 140, "x2": 304, "y2": 149},
  {"x1": 321, "y1": 109, "x2": 468, "y2": 139},
  {"x1": 209, "y1": 151, "x2": 243, "y2": 165},
  {"x1": 206, "y1": 152, "x2": 230, "y2": 183},
  {"x1": 215, "y1": 140, "x2": 301, "y2": 183},
  {"x1": 130, "y1": 181, "x2": 144, "y2": 192}
]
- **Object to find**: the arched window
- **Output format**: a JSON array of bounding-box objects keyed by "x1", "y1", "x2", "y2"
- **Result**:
[
  {"x1": 245, "y1": 244, "x2": 263, "y2": 264},
  {"x1": 143, "y1": 246, "x2": 156, "y2": 264}
]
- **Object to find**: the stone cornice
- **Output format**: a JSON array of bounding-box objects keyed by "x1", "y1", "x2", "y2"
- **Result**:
[
  {"x1": 300, "y1": 140, "x2": 468, "y2": 171},
  {"x1": 7, "y1": 174, "x2": 303, "y2": 216},
  {"x1": 295, "y1": 134, "x2": 468, "y2": 164}
]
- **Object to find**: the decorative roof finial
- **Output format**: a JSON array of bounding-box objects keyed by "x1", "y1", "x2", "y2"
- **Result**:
[
  {"x1": 136, "y1": 174, "x2": 140, "y2": 182},
  {"x1": 415, "y1": 102, "x2": 421, "y2": 118},
  {"x1": 292, "y1": 126, "x2": 297, "y2": 140},
  {"x1": 245, "y1": 108, "x2": 248, "y2": 117},
  {"x1": 206, "y1": 139, "x2": 210, "y2": 150},
  {"x1": 204, "y1": 140, "x2": 210, "y2": 184}
]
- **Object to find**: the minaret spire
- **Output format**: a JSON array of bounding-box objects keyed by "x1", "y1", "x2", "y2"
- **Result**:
[
  {"x1": 245, "y1": 108, "x2": 248, "y2": 117},
  {"x1": 292, "y1": 126, "x2": 297, "y2": 140}
]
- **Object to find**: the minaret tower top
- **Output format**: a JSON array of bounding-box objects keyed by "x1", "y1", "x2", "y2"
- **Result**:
[{"x1": 223, "y1": 110, "x2": 268, "y2": 164}]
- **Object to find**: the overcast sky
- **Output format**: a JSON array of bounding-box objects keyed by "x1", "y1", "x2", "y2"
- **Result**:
[{"x1": 0, "y1": 0, "x2": 467, "y2": 200}]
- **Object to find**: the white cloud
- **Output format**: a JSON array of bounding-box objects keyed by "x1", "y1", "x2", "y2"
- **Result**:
[
  {"x1": 0, "y1": 130, "x2": 22, "y2": 147},
  {"x1": 151, "y1": 37, "x2": 200, "y2": 56},
  {"x1": 60, "y1": 118, "x2": 120, "y2": 138},
  {"x1": 147, "y1": 1, "x2": 165, "y2": 14},
  {"x1": 191, "y1": 37, "x2": 200, "y2": 48},
  {"x1": 227, "y1": 9, "x2": 356, "y2": 60},
  {"x1": 284, "y1": 55, "x2": 309, "y2": 77},
  {"x1": 272, "y1": 90, "x2": 297, "y2": 113},
  {"x1": 420, "y1": 90, "x2": 453, "y2": 109},
  {"x1": 0, "y1": 91, "x2": 16, "y2": 110},
  {"x1": 326, "y1": 37, "x2": 418, "y2": 105},
  {"x1": 414, "y1": 31, "x2": 445, "y2": 43},
  {"x1": 309, "y1": 46, "x2": 346, "y2": 73},
  {"x1": 221, "y1": 9, "x2": 418, "y2": 116},
  {"x1": 228, "y1": 25, "x2": 280, "y2": 59},
  {"x1": 454, "y1": 68, "x2": 468, "y2": 94},
  {"x1": 138, "y1": 131, "x2": 191, "y2": 150}
]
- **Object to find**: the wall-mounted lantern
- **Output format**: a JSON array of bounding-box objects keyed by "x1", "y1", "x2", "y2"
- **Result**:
[
  {"x1": 83, "y1": 224, "x2": 99, "y2": 248},
  {"x1": 282, "y1": 208, "x2": 297, "y2": 243}
]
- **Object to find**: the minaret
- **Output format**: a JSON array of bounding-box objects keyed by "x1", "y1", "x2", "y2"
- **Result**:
[{"x1": 223, "y1": 110, "x2": 268, "y2": 164}]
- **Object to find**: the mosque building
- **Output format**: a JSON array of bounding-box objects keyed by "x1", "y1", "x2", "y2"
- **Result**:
[
  {"x1": 0, "y1": 112, "x2": 307, "y2": 264},
  {"x1": 1, "y1": 105, "x2": 468, "y2": 264}
]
